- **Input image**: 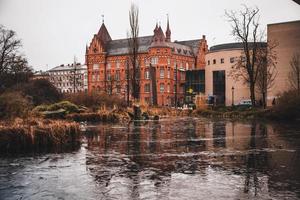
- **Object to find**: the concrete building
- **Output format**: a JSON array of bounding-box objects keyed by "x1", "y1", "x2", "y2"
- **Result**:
[
  {"x1": 86, "y1": 19, "x2": 208, "y2": 106},
  {"x1": 267, "y1": 20, "x2": 300, "y2": 101},
  {"x1": 205, "y1": 43, "x2": 266, "y2": 106},
  {"x1": 48, "y1": 63, "x2": 88, "y2": 93}
]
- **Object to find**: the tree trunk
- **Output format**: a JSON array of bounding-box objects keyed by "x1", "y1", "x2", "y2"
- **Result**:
[
  {"x1": 126, "y1": 62, "x2": 130, "y2": 106},
  {"x1": 262, "y1": 91, "x2": 266, "y2": 109},
  {"x1": 250, "y1": 83, "x2": 256, "y2": 106},
  {"x1": 150, "y1": 64, "x2": 157, "y2": 106}
]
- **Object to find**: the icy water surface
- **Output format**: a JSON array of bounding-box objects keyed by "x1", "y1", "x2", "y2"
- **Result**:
[{"x1": 0, "y1": 117, "x2": 300, "y2": 200}]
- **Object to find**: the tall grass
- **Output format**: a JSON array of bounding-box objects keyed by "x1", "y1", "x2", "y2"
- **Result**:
[{"x1": 0, "y1": 118, "x2": 81, "y2": 154}]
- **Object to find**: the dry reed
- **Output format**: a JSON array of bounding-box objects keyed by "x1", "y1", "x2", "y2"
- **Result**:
[{"x1": 0, "y1": 118, "x2": 81, "y2": 154}]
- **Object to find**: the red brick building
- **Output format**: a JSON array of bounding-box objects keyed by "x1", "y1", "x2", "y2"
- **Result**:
[{"x1": 86, "y1": 19, "x2": 208, "y2": 106}]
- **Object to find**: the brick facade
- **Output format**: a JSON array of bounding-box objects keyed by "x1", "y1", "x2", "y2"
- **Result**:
[{"x1": 86, "y1": 20, "x2": 207, "y2": 106}]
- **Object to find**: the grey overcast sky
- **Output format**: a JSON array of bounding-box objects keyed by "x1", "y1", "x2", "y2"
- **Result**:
[{"x1": 0, "y1": 0, "x2": 299, "y2": 71}]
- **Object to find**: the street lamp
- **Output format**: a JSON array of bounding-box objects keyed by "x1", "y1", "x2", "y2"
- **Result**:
[{"x1": 231, "y1": 86, "x2": 235, "y2": 106}]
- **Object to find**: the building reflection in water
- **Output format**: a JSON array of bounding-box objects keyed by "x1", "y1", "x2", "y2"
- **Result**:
[{"x1": 84, "y1": 118, "x2": 300, "y2": 199}]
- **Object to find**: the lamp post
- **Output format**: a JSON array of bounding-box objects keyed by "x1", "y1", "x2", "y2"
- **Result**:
[{"x1": 231, "y1": 86, "x2": 235, "y2": 106}]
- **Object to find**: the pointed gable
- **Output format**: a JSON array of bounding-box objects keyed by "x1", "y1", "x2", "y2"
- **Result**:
[
  {"x1": 87, "y1": 34, "x2": 105, "y2": 54},
  {"x1": 97, "y1": 23, "x2": 112, "y2": 46}
]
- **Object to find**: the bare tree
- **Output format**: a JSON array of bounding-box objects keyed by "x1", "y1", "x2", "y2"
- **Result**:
[
  {"x1": 127, "y1": 3, "x2": 140, "y2": 102},
  {"x1": 289, "y1": 52, "x2": 300, "y2": 95},
  {"x1": 256, "y1": 41, "x2": 278, "y2": 108},
  {"x1": 226, "y1": 5, "x2": 263, "y2": 106},
  {"x1": 69, "y1": 56, "x2": 83, "y2": 93},
  {"x1": 0, "y1": 25, "x2": 31, "y2": 91},
  {"x1": 106, "y1": 71, "x2": 126, "y2": 97},
  {"x1": 150, "y1": 63, "x2": 157, "y2": 106}
]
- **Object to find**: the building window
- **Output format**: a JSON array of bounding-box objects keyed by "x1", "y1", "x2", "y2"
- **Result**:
[
  {"x1": 115, "y1": 70, "x2": 120, "y2": 81},
  {"x1": 116, "y1": 61, "x2": 120, "y2": 69},
  {"x1": 221, "y1": 58, "x2": 224, "y2": 64},
  {"x1": 151, "y1": 57, "x2": 158, "y2": 65},
  {"x1": 145, "y1": 69, "x2": 150, "y2": 79},
  {"x1": 208, "y1": 60, "x2": 210, "y2": 65},
  {"x1": 167, "y1": 84, "x2": 170, "y2": 93},
  {"x1": 116, "y1": 85, "x2": 121, "y2": 93},
  {"x1": 167, "y1": 68, "x2": 170, "y2": 78},
  {"x1": 145, "y1": 58, "x2": 149, "y2": 67},
  {"x1": 213, "y1": 59, "x2": 216, "y2": 64},
  {"x1": 107, "y1": 63, "x2": 111, "y2": 69},
  {"x1": 160, "y1": 67, "x2": 165, "y2": 78},
  {"x1": 93, "y1": 64, "x2": 99, "y2": 70},
  {"x1": 160, "y1": 83, "x2": 165, "y2": 92},
  {"x1": 180, "y1": 62, "x2": 183, "y2": 70},
  {"x1": 107, "y1": 73, "x2": 111, "y2": 81},
  {"x1": 180, "y1": 71, "x2": 185, "y2": 81},
  {"x1": 174, "y1": 69, "x2": 177, "y2": 80},
  {"x1": 167, "y1": 58, "x2": 171, "y2": 65},
  {"x1": 230, "y1": 57, "x2": 235, "y2": 63},
  {"x1": 144, "y1": 84, "x2": 150, "y2": 93}
]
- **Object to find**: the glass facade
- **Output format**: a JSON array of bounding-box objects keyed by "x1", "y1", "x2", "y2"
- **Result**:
[{"x1": 213, "y1": 70, "x2": 225, "y2": 105}]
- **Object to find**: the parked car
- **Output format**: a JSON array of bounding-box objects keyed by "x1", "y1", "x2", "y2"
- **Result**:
[{"x1": 238, "y1": 99, "x2": 252, "y2": 106}]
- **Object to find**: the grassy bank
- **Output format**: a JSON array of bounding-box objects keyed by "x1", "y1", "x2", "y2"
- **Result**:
[
  {"x1": 66, "y1": 109, "x2": 131, "y2": 123},
  {"x1": 0, "y1": 118, "x2": 81, "y2": 155},
  {"x1": 191, "y1": 108, "x2": 271, "y2": 119}
]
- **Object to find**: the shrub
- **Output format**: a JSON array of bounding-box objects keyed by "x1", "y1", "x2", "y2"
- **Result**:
[
  {"x1": 47, "y1": 101, "x2": 80, "y2": 113},
  {"x1": 272, "y1": 90, "x2": 300, "y2": 120},
  {"x1": 64, "y1": 91, "x2": 127, "y2": 111},
  {"x1": 20, "y1": 79, "x2": 61, "y2": 105},
  {"x1": 0, "y1": 91, "x2": 32, "y2": 119},
  {"x1": 33, "y1": 101, "x2": 80, "y2": 116}
]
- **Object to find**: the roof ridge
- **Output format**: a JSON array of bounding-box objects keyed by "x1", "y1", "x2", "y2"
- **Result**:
[{"x1": 108, "y1": 35, "x2": 153, "y2": 42}]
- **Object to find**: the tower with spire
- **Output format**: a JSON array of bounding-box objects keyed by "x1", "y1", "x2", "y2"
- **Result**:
[{"x1": 165, "y1": 14, "x2": 171, "y2": 42}]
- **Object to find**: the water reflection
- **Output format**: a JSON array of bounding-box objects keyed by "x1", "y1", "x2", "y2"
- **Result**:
[
  {"x1": 83, "y1": 118, "x2": 300, "y2": 199},
  {"x1": 1, "y1": 118, "x2": 300, "y2": 200}
]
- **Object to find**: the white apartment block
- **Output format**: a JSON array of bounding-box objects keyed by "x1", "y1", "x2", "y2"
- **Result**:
[{"x1": 48, "y1": 63, "x2": 88, "y2": 93}]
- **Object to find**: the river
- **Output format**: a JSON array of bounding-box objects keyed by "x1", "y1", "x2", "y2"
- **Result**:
[{"x1": 0, "y1": 117, "x2": 300, "y2": 200}]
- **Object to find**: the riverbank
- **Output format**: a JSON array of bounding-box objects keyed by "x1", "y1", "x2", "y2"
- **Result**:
[
  {"x1": 0, "y1": 118, "x2": 81, "y2": 155},
  {"x1": 191, "y1": 107, "x2": 300, "y2": 121},
  {"x1": 191, "y1": 108, "x2": 271, "y2": 120},
  {"x1": 0, "y1": 104, "x2": 297, "y2": 155}
]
